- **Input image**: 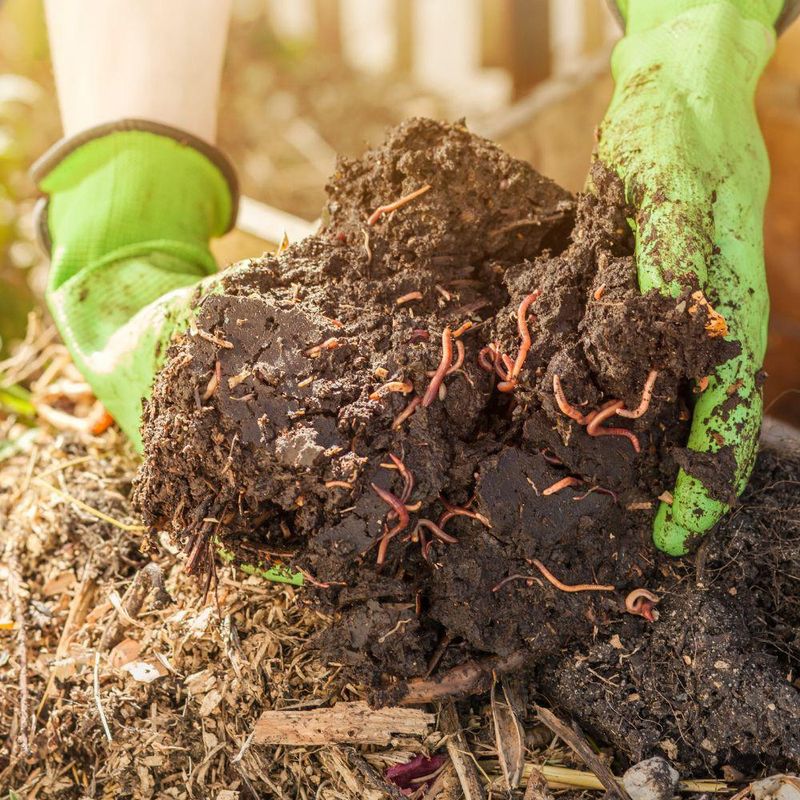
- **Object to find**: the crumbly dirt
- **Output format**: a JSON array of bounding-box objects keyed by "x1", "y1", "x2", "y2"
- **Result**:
[{"x1": 132, "y1": 118, "x2": 799, "y2": 774}]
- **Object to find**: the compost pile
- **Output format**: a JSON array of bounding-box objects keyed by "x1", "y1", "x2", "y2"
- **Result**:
[{"x1": 133, "y1": 119, "x2": 800, "y2": 772}]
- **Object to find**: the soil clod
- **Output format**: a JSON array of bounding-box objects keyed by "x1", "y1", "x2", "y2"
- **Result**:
[{"x1": 133, "y1": 118, "x2": 799, "y2": 774}]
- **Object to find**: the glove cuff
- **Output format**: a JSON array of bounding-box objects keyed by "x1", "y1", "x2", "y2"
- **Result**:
[
  {"x1": 32, "y1": 118, "x2": 239, "y2": 254},
  {"x1": 607, "y1": 0, "x2": 795, "y2": 32}
]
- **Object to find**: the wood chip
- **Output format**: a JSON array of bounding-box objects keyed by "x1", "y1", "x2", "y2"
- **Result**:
[{"x1": 252, "y1": 701, "x2": 433, "y2": 745}]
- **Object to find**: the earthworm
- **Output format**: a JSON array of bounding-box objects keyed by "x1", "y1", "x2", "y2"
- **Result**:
[
  {"x1": 392, "y1": 396, "x2": 421, "y2": 429},
  {"x1": 540, "y1": 449, "x2": 563, "y2": 466},
  {"x1": 478, "y1": 346, "x2": 497, "y2": 373},
  {"x1": 415, "y1": 525, "x2": 429, "y2": 559},
  {"x1": 422, "y1": 327, "x2": 453, "y2": 407},
  {"x1": 552, "y1": 375, "x2": 590, "y2": 424},
  {"x1": 372, "y1": 483, "x2": 411, "y2": 565},
  {"x1": 297, "y1": 566, "x2": 335, "y2": 589},
  {"x1": 617, "y1": 370, "x2": 658, "y2": 418},
  {"x1": 452, "y1": 321, "x2": 473, "y2": 338},
  {"x1": 410, "y1": 329, "x2": 430, "y2": 342},
  {"x1": 396, "y1": 291, "x2": 423, "y2": 305},
  {"x1": 438, "y1": 496, "x2": 491, "y2": 529},
  {"x1": 491, "y1": 573, "x2": 538, "y2": 592},
  {"x1": 389, "y1": 453, "x2": 414, "y2": 503},
  {"x1": 625, "y1": 588, "x2": 660, "y2": 622},
  {"x1": 496, "y1": 291, "x2": 541, "y2": 392},
  {"x1": 325, "y1": 480, "x2": 352, "y2": 490},
  {"x1": 495, "y1": 345, "x2": 512, "y2": 378},
  {"x1": 416, "y1": 519, "x2": 458, "y2": 560},
  {"x1": 542, "y1": 476, "x2": 581, "y2": 496},
  {"x1": 304, "y1": 337, "x2": 339, "y2": 357},
  {"x1": 417, "y1": 519, "x2": 458, "y2": 544},
  {"x1": 368, "y1": 183, "x2": 431, "y2": 226},
  {"x1": 493, "y1": 559, "x2": 615, "y2": 594},
  {"x1": 530, "y1": 559, "x2": 612, "y2": 593},
  {"x1": 573, "y1": 485, "x2": 618, "y2": 503},
  {"x1": 369, "y1": 380, "x2": 414, "y2": 401},
  {"x1": 446, "y1": 341, "x2": 465, "y2": 375},
  {"x1": 593, "y1": 284, "x2": 606, "y2": 300},
  {"x1": 427, "y1": 340, "x2": 464, "y2": 377},
  {"x1": 510, "y1": 290, "x2": 541, "y2": 380},
  {"x1": 586, "y1": 400, "x2": 641, "y2": 453}
]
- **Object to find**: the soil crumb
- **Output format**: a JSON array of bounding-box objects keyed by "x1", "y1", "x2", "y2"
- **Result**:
[{"x1": 133, "y1": 118, "x2": 798, "y2": 774}]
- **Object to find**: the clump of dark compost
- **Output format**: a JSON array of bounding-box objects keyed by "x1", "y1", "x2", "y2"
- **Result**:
[{"x1": 132, "y1": 118, "x2": 799, "y2": 773}]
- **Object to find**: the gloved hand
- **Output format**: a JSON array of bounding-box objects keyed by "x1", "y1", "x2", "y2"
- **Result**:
[
  {"x1": 598, "y1": 0, "x2": 785, "y2": 554},
  {"x1": 33, "y1": 120, "x2": 238, "y2": 450}
]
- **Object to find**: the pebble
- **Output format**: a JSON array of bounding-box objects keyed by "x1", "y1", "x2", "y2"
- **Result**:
[
  {"x1": 622, "y1": 757, "x2": 680, "y2": 800},
  {"x1": 752, "y1": 775, "x2": 800, "y2": 800}
]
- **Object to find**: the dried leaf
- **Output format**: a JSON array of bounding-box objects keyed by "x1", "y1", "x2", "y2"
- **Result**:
[
  {"x1": 386, "y1": 753, "x2": 447, "y2": 791},
  {"x1": 491, "y1": 677, "x2": 525, "y2": 790}
]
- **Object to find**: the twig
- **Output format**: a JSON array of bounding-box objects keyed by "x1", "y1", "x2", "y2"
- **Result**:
[
  {"x1": 196, "y1": 328, "x2": 234, "y2": 349},
  {"x1": 400, "y1": 651, "x2": 527, "y2": 704},
  {"x1": 93, "y1": 651, "x2": 113, "y2": 742},
  {"x1": 440, "y1": 700, "x2": 487, "y2": 800},
  {"x1": 535, "y1": 706, "x2": 631, "y2": 800}
]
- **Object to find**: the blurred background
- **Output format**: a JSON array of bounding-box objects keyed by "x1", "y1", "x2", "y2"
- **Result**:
[{"x1": 0, "y1": 0, "x2": 797, "y2": 423}]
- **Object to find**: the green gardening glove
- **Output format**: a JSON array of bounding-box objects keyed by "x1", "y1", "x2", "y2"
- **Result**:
[
  {"x1": 34, "y1": 122, "x2": 307, "y2": 587},
  {"x1": 33, "y1": 120, "x2": 238, "y2": 450},
  {"x1": 598, "y1": 0, "x2": 785, "y2": 554}
]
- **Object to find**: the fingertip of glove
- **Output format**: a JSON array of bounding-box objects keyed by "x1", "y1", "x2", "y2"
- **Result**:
[{"x1": 652, "y1": 502, "x2": 691, "y2": 556}]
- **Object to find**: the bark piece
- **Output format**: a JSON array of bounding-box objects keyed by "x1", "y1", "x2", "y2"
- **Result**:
[{"x1": 253, "y1": 701, "x2": 433, "y2": 745}]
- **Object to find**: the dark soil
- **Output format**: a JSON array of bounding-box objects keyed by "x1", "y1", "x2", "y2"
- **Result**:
[{"x1": 132, "y1": 118, "x2": 799, "y2": 774}]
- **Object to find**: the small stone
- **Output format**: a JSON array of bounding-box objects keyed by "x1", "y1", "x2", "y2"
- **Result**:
[
  {"x1": 622, "y1": 757, "x2": 680, "y2": 800},
  {"x1": 752, "y1": 775, "x2": 800, "y2": 800}
]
